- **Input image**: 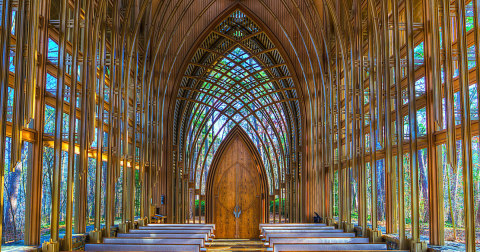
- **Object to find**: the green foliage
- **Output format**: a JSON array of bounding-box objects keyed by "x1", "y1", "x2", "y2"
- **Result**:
[
  {"x1": 334, "y1": 170, "x2": 339, "y2": 217},
  {"x1": 135, "y1": 170, "x2": 141, "y2": 217},
  {"x1": 195, "y1": 200, "x2": 205, "y2": 215},
  {"x1": 269, "y1": 198, "x2": 285, "y2": 215},
  {"x1": 350, "y1": 212, "x2": 358, "y2": 220},
  {"x1": 414, "y1": 42, "x2": 424, "y2": 60}
]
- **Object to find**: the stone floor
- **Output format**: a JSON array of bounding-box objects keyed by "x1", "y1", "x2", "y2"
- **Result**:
[
  {"x1": 3, "y1": 228, "x2": 478, "y2": 251},
  {"x1": 207, "y1": 239, "x2": 268, "y2": 251}
]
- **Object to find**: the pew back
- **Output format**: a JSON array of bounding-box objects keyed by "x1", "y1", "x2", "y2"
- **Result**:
[
  {"x1": 263, "y1": 229, "x2": 345, "y2": 238},
  {"x1": 265, "y1": 232, "x2": 355, "y2": 241},
  {"x1": 139, "y1": 226, "x2": 214, "y2": 233},
  {"x1": 128, "y1": 228, "x2": 212, "y2": 237},
  {"x1": 261, "y1": 226, "x2": 334, "y2": 234},
  {"x1": 148, "y1": 223, "x2": 215, "y2": 230},
  {"x1": 259, "y1": 223, "x2": 326, "y2": 231},
  {"x1": 267, "y1": 237, "x2": 370, "y2": 247},
  {"x1": 272, "y1": 243, "x2": 388, "y2": 252},
  {"x1": 117, "y1": 232, "x2": 210, "y2": 241},
  {"x1": 85, "y1": 243, "x2": 201, "y2": 252},
  {"x1": 103, "y1": 237, "x2": 205, "y2": 247}
]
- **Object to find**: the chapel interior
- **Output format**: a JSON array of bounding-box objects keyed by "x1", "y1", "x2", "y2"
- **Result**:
[{"x1": 0, "y1": 0, "x2": 479, "y2": 251}]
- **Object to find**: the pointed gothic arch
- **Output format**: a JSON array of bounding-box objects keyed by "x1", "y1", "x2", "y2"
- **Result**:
[
  {"x1": 168, "y1": 4, "x2": 305, "y2": 224},
  {"x1": 205, "y1": 125, "x2": 269, "y2": 225}
]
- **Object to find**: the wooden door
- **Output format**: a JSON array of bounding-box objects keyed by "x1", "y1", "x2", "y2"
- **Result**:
[{"x1": 213, "y1": 136, "x2": 261, "y2": 239}]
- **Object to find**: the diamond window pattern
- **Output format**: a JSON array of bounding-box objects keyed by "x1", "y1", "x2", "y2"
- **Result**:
[{"x1": 175, "y1": 10, "x2": 301, "y2": 195}]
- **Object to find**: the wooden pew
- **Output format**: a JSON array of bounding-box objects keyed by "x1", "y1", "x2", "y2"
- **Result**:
[
  {"x1": 261, "y1": 226, "x2": 335, "y2": 234},
  {"x1": 272, "y1": 243, "x2": 388, "y2": 252},
  {"x1": 150, "y1": 216, "x2": 162, "y2": 224},
  {"x1": 147, "y1": 223, "x2": 216, "y2": 230},
  {"x1": 103, "y1": 237, "x2": 206, "y2": 248},
  {"x1": 117, "y1": 232, "x2": 211, "y2": 242},
  {"x1": 262, "y1": 229, "x2": 345, "y2": 239},
  {"x1": 84, "y1": 243, "x2": 201, "y2": 252},
  {"x1": 150, "y1": 215, "x2": 166, "y2": 223},
  {"x1": 128, "y1": 228, "x2": 214, "y2": 237},
  {"x1": 259, "y1": 223, "x2": 326, "y2": 231},
  {"x1": 266, "y1": 237, "x2": 370, "y2": 247},
  {"x1": 260, "y1": 227, "x2": 337, "y2": 238},
  {"x1": 139, "y1": 226, "x2": 214, "y2": 233},
  {"x1": 264, "y1": 232, "x2": 356, "y2": 242}
]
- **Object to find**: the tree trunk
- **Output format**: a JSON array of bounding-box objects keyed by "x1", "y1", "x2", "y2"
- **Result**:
[
  {"x1": 446, "y1": 165, "x2": 457, "y2": 240},
  {"x1": 476, "y1": 181, "x2": 480, "y2": 224},
  {"x1": 4, "y1": 161, "x2": 22, "y2": 240},
  {"x1": 376, "y1": 160, "x2": 385, "y2": 222},
  {"x1": 350, "y1": 169, "x2": 354, "y2": 209},
  {"x1": 418, "y1": 149, "x2": 429, "y2": 222}
]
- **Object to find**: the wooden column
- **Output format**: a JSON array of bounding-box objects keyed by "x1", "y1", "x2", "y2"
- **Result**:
[
  {"x1": 367, "y1": 1, "x2": 378, "y2": 232},
  {"x1": 456, "y1": 0, "x2": 476, "y2": 250},
  {"x1": 391, "y1": 0, "x2": 405, "y2": 247},
  {"x1": 423, "y1": 0, "x2": 443, "y2": 246},
  {"x1": 75, "y1": 0, "x2": 93, "y2": 235},
  {"x1": 24, "y1": 0, "x2": 48, "y2": 245},
  {"x1": 356, "y1": 0, "x2": 367, "y2": 232},
  {"x1": 382, "y1": 0, "x2": 396, "y2": 235},
  {"x1": 106, "y1": 0, "x2": 120, "y2": 237},
  {"x1": 64, "y1": 0, "x2": 82, "y2": 249},
  {"x1": 0, "y1": 0, "x2": 13, "y2": 250},
  {"x1": 50, "y1": 0, "x2": 67, "y2": 244}
]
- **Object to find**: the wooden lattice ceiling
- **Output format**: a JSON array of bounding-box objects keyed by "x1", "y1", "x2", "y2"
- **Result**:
[{"x1": 173, "y1": 10, "x2": 301, "y2": 196}]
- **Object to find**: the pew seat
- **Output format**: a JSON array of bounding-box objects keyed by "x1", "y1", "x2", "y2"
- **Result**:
[
  {"x1": 128, "y1": 228, "x2": 214, "y2": 237},
  {"x1": 259, "y1": 223, "x2": 326, "y2": 231},
  {"x1": 103, "y1": 237, "x2": 207, "y2": 247},
  {"x1": 139, "y1": 226, "x2": 214, "y2": 234},
  {"x1": 261, "y1": 228, "x2": 345, "y2": 238},
  {"x1": 266, "y1": 237, "x2": 369, "y2": 247},
  {"x1": 117, "y1": 232, "x2": 211, "y2": 242},
  {"x1": 84, "y1": 243, "x2": 201, "y2": 252},
  {"x1": 261, "y1": 226, "x2": 335, "y2": 235},
  {"x1": 272, "y1": 243, "x2": 388, "y2": 252},
  {"x1": 264, "y1": 232, "x2": 355, "y2": 241},
  {"x1": 147, "y1": 223, "x2": 215, "y2": 230}
]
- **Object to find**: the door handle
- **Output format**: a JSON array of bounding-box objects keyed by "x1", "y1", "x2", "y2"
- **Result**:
[{"x1": 233, "y1": 205, "x2": 241, "y2": 218}]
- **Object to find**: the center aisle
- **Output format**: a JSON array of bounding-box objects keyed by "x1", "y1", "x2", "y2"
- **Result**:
[{"x1": 207, "y1": 239, "x2": 268, "y2": 252}]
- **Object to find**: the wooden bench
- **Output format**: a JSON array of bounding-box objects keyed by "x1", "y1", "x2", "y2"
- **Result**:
[
  {"x1": 264, "y1": 232, "x2": 355, "y2": 242},
  {"x1": 150, "y1": 215, "x2": 167, "y2": 223},
  {"x1": 148, "y1": 223, "x2": 216, "y2": 230},
  {"x1": 266, "y1": 237, "x2": 370, "y2": 247},
  {"x1": 117, "y1": 232, "x2": 211, "y2": 242},
  {"x1": 262, "y1": 229, "x2": 345, "y2": 239},
  {"x1": 153, "y1": 215, "x2": 166, "y2": 218},
  {"x1": 272, "y1": 243, "x2": 388, "y2": 252},
  {"x1": 103, "y1": 237, "x2": 206, "y2": 248},
  {"x1": 128, "y1": 228, "x2": 214, "y2": 237},
  {"x1": 261, "y1": 226, "x2": 335, "y2": 234},
  {"x1": 259, "y1": 223, "x2": 326, "y2": 231},
  {"x1": 84, "y1": 243, "x2": 201, "y2": 252},
  {"x1": 140, "y1": 226, "x2": 214, "y2": 233}
]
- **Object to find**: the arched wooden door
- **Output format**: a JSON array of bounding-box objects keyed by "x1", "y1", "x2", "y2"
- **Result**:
[{"x1": 206, "y1": 127, "x2": 267, "y2": 239}]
